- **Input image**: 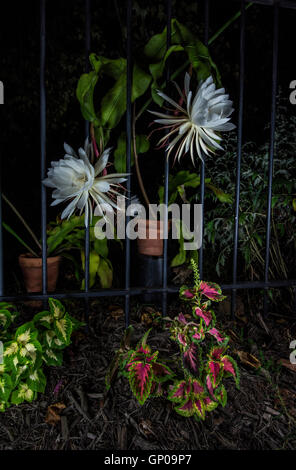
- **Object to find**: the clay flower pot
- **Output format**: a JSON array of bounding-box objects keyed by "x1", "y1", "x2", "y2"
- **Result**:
[
  {"x1": 137, "y1": 219, "x2": 170, "y2": 257},
  {"x1": 18, "y1": 253, "x2": 61, "y2": 294}
]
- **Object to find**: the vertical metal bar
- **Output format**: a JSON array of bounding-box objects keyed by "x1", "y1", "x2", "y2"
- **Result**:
[
  {"x1": 231, "y1": 0, "x2": 245, "y2": 318},
  {"x1": 125, "y1": 0, "x2": 132, "y2": 327},
  {"x1": 84, "y1": 0, "x2": 91, "y2": 326},
  {"x1": 0, "y1": 155, "x2": 3, "y2": 296},
  {"x1": 199, "y1": 0, "x2": 209, "y2": 280},
  {"x1": 85, "y1": 0, "x2": 91, "y2": 140},
  {"x1": 162, "y1": 0, "x2": 172, "y2": 317},
  {"x1": 40, "y1": 0, "x2": 47, "y2": 299},
  {"x1": 263, "y1": 3, "x2": 279, "y2": 316}
]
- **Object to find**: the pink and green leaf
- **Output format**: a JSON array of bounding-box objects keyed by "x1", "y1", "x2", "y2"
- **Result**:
[
  {"x1": 222, "y1": 355, "x2": 240, "y2": 388},
  {"x1": 191, "y1": 379, "x2": 204, "y2": 397},
  {"x1": 208, "y1": 328, "x2": 228, "y2": 344},
  {"x1": 183, "y1": 343, "x2": 198, "y2": 373},
  {"x1": 216, "y1": 384, "x2": 227, "y2": 407},
  {"x1": 179, "y1": 286, "x2": 196, "y2": 301},
  {"x1": 175, "y1": 398, "x2": 195, "y2": 417},
  {"x1": 199, "y1": 282, "x2": 226, "y2": 302},
  {"x1": 203, "y1": 396, "x2": 218, "y2": 412},
  {"x1": 194, "y1": 307, "x2": 212, "y2": 327},
  {"x1": 152, "y1": 362, "x2": 174, "y2": 383},
  {"x1": 208, "y1": 361, "x2": 221, "y2": 386},
  {"x1": 168, "y1": 380, "x2": 187, "y2": 403},
  {"x1": 128, "y1": 361, "x2": 153, "y2": 405}
]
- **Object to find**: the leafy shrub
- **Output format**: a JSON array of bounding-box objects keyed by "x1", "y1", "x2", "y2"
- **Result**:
[
  {"x1": 0, "y1": 298, "x2": 82, "y2": 411},
  {"x1": 106, "y1": 260, "x2": 239, "y2": 422},
  {"x1": 203, "y1": 98, "x2": 296, "y2": 286}
]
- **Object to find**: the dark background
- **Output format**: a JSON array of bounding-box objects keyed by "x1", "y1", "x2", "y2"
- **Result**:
[{"x1": 0, "y1": 0, "x2": 295, "y2": 289}]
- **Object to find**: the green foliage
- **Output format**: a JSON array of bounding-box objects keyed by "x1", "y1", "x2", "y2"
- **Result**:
[
  {"x1": 105, "y1": 260, "x2": 239, "y2": 422},
  {"x1": 47, "y1": 215, "x2": 117, "y2": 289},
  {"x1": 77, "y1": 19, "x2": 219, "y2": 150},
  {"x1": 0, "y1": 299, "x2": 83, "y2": 412},
  {"x1": 157, "y1": 171, "x2": 232, "y2": 267},
  {"x1": 203, "y1": 98, "x2": 296, "y2": 300}
]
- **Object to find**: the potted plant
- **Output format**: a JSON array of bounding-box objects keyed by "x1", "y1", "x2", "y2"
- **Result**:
[{"x1": 2, "y1": 193, "x2": 61, "y2": 294}]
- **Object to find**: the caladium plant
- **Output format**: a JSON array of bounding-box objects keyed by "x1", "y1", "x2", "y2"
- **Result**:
[
  {"x1": 0, "y1": 298, "x2": 83, "y2": 412},
  {"x1": 106, "y1": 259, "x2": 240, "y2": 422}
]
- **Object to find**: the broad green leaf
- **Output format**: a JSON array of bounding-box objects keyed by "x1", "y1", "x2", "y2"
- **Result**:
[
  {"x1": 97, "y1": 258, "x2": 113, "y2": 289},
  {"x1": 42, "y1": 348, "x2": 63, "y2": 367},
  {"x1": 81, "y1": 250, "x2": 100, "y2": 288},
  {"x1": 54, "y1": 313, "x2": 73, "y2": 346},
  {"x1": 11, "y1": 382, "x2": 36, "y2": 404},
  {"x1": 33, "y1": 310, "x2": 53, "y2": 329},
  {"x1": 48, "y1": 298, "x2": 65, "y2": 320},
  {"x1": 76, "y1": 71, "x2": 99, "y2": 124},
  {"x1": 47, "y1": 215, "x2": 86, "y2": 255},
  {"x1": 94, "y1": 237, "x2": 108, "y2": 259},
  {"x1": 114, "y1": 132, "x2": 149, "y2": 173},
  {"x1": 0, "y1": 373, "x2": 13, "y2": 402},
  {"x1": 0, "y1": 309, "x2": 12, "y2": 329},
  {"x1": 27, "y1": 368, "x2": 46, "y2": 394}
]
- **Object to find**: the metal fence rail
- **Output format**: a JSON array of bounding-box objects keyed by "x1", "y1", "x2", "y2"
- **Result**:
[{"x1": 0, "y1": 0, "x2": 295, "y2": 324}]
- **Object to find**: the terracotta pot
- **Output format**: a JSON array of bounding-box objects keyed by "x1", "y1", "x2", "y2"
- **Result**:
[
  {"x1": 137, "y1": 219, "x2": 170, "y2": 257},
  {"x1": 18, "y1": 253, "x2": 61, "y2": 294}
]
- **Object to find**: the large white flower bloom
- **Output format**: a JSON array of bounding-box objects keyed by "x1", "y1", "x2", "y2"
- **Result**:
[
  {"x1": 150, "y1": 73, "x2": 236, "y2": 164},
  {"x1": 43, "y1": 140, "x2": 128, "y2": 226}
]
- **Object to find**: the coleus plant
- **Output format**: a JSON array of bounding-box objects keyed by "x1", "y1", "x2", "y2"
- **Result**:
[
  {"x1": 0, "y1": 298, "x2": 83, "y2": 412},
  {"x1": 106, "y1": 259, "x2": 239, "y2": 422}
]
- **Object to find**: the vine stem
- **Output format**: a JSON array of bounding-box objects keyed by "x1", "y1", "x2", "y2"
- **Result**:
[
  {"x1": 132, "y1": 104, "x2": 156, "y2": 218},
  {"x1": 2, "y1": 193, "x2": 42, "y2": 253}
]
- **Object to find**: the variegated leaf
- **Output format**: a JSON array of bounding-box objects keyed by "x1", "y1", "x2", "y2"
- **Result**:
[
  {"x1": 33, "y1": 310, "x2": 53, "y2": 329},
  {"x1": 48, "y1": 298, "x2": 65, "y2": 319},
  {"x1": 42, "y1": 348, "x2": 63, "y2": 366},
  {"x1": 54, "y1": 313, "x2": 73, "y2": 345},
  {"x1": 11, "y1": 382, "x2": 36, "y2": 404},
  {"x1": 199, "y1": 281, "x2": 226, "y2": 302},
  {"x1": 27, "y1": 368, "x2": 46, "y2": 393},
  {"x1": 128, "y1": 361, "x2": 154, "y2": 405},
  {"x1": 0, "y1": 373, "x2": 13, "y2": 402}
]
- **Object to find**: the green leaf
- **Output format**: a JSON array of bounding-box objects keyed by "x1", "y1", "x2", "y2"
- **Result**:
[
  {"x1": 76, "y1": 71, "x2": 99, "y2": 124},
  {"x1": 205, "y1": 183, "x2": 232, "y2": 203},
  {"x1": 94, "y1": 237, "x2": 108, "y2": 259},
  {"x1": 0, "y1": 373, "x2": 13, "y2": 402},
  {"x1": 42, "y1": 348, "x2": 63, "y2": 367},
  {"x1": 2, "y1": 221, "x2": 37, "y2": 257},
  {"x1": 27, "y1": 368, "x2": 46, "y2": 394},
  {"x1": 114, "y1": 132, "x2": 149, "y2": 173},
  {"x1": 54, "y1": 312, "x2": 73, "y2": 346},
  {"x1": 81, "y1": 250, "x2": 100, "y2": 289},
  {"x1": 33, "y1": 310, "x2": 53, "y2": 329},
  {"x1": 11, "y1": 382, "x2": 36, "y2": 404},
  {"x1": 97, "y1": 258, "x2": 113, "y2": 289},
  {"x1": 46, "y1": 215, "x2": 85, "y2": 255},
  {"x1": 0, "y1": 309, "x2": 12, "y2": 329},
  {"x1": 48, "y1": 298, "x2": 65, "y2": 320}
]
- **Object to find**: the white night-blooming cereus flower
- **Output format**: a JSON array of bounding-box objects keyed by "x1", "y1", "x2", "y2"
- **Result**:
[
  {"x1": 43, "y1": 140, "x2": 128, "y2": 226},
  {"x1": 150, "y1": 72, "x2": 236, "y2": 165}
]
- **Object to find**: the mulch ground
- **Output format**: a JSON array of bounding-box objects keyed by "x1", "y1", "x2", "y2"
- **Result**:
[{"x1": 0, "y1": 296, "x2": 296, "y2": 450}]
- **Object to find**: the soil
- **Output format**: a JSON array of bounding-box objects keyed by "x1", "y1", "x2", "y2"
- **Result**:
[{"x1": 0, "y1": 296, "x2": 296, "y2": 450}]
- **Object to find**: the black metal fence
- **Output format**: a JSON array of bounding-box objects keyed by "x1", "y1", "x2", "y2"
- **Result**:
[{"x1": 0, "y1": 0, "x2": 295, "y2": 326}]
